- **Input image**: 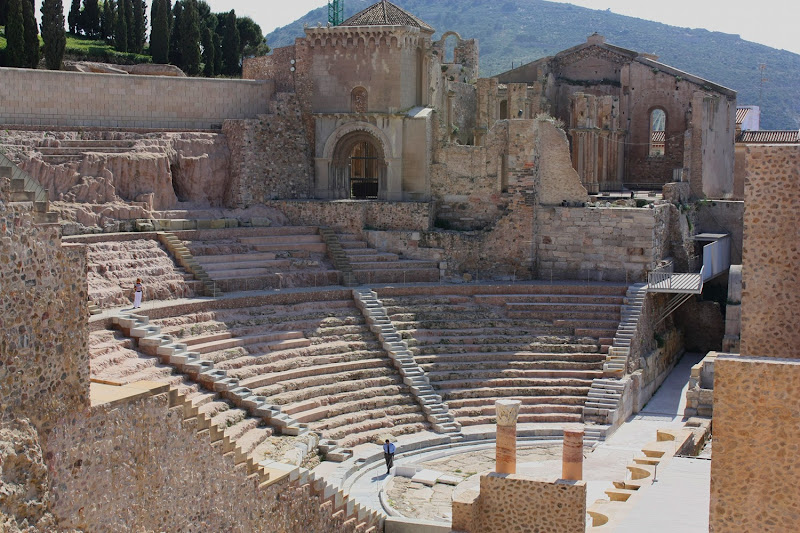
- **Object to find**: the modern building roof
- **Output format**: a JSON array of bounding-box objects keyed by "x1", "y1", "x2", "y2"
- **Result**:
[
  {"x1": 341, "y1": 0, "x2": 435, "y2": 33},
  {"x1": 735, "y1": 107, "x2": 750, "y2": 125},
  {"x1": 738, "y1": 130, "x2": 800, "y2": 144}
]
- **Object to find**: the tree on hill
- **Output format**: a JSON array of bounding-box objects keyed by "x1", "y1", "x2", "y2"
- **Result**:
[
  {"x1": 21, "y1": 0, "x2": 38, "y2": 68},
  {"x1": 114, "y1": 0, "x2": 128, "y2": 51},
  {"x1": 150, "y1": 0, "x2": 170, "y2": 63},
  {"x1": 68, "y1": 0, "x2": 80, "y2": 34},
  {"x1": 81, "y1": 0, "x2": 100, "y2": 38},
  {"x1": 237, "y1": 16, "x2": 268, "y2": 58},
  {"x1": 4, "y1": 0, "x2": 24, "y2": 67},
  {"x1": 179, "y1": 0, "x2": 200, "y2": 75},
  {"x1": 220, "y1": 9, "x2": 239, "y2": 75},
  {"x1": 100, "y1": 0, "x2": 114, "y2": 41},
  {"x1": 41, "y1": 0, "x2": 66, "y2": 70}
]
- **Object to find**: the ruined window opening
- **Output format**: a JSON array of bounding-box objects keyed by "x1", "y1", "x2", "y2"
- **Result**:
[
  {"x1": 443, "y1": 35, "x2": 458, "y2": 63},
  {"x1": 649, "y1": 108, "x2": 666, "y2": 157},
  {"x1": 349, "y1": 141, "x2": 379, "y2": 199},
  {"x1": 351, "y1": 87, "x2": 368, "y2": 113},
  {"x1": 500, "y1": 100, "x2": 508, "y2": 120}
]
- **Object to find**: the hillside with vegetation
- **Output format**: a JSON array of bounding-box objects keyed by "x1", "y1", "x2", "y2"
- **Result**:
[{"x1": 266, "y1": 0, "x2": 800, "y2": 130}]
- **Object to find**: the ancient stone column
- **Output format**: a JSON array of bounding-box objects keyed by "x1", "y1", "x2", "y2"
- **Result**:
[
  {"x1": 562, "y1": 429, "x2": 584, "y2": 480},
  {"x1": 495, "y1": 399, "x2": 522, "y2": 474}
]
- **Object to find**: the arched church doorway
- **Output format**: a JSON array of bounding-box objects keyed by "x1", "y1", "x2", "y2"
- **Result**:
[{"x1": 331, "y1": 132, "x2": 386, "y2": 200}]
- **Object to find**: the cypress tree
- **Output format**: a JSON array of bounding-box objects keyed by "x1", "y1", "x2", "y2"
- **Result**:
[
  {"x1": 211, "y1": 30, "x2": 221, "y2": 75},
  {"x1": 131, "y1": 0, "x2": 144, "y2": 53},
  {"x1": 0, "y1": 0, "x2": 8, "y2": 26},
  {"x1": 115, "y1": 0, "x2": 127, "y2": 52},
  {"x1": 125, "y1": 0, "x2": 135, "y2": 52},
  {"x1": 169, "y1": 1, "x2": 182, "y2": 67},
  {"x1": 201, "y1": 24, "x2": 214, "y2": 76},
  {"x1": 150, "y1": 0, "x2": 169, "y2": 63},
  {"x1": 21, "y1": 0, "x2": 38, "y2": 68},
  {"x1": 100, "y1": 0, "x2": 114, "y2": 41},
  {"x1": 41, "y1": 0, "x2": 66, "y2": 70},
  {"x1": 179, "y1": 0, "x2": 200, "y2": 75},
  {"x1": 82, "y1": 0, "x2": 100, "y2": 38},
  {"x1": 220, "y1": 10, "x2": 239, "y2": 75},
  {"x1": 68, "y1": 0, "x2": 80, "y2": 34},
  {"x1": 4, "y1": 0, "x2": 24, "y2": 67}
]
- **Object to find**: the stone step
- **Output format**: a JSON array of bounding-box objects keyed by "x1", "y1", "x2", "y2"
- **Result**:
[
  {"x1": 253, "y1": 243, "x2": 328, "y2": 253},
  {"x1": 194, "y1": 252, "x2": 279, "y2": 264},
  {"x1": 239, "y1": 234, "x2": 323, "y2": 245}
]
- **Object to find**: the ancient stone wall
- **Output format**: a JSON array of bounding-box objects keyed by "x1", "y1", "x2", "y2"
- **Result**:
[
  {"x1": 243, "y1": 44, "x2": 297, "y2": 92},
  {"x1": 740, "y1": 144, "x2": 800, "y2": 357},
  {"x1": 224, "y1": 93, "x2": 313, "y2": 206},
  {"x1": 265, "y1": 199, "x2": 431, "y2": 237},
  {"x1": 0, "y1": 67, "x2": 273, "y2": 129},
  {"x1": 711, "y1": 356, "x2": 800, "y2": 532},
  {"x1": 535, "y1": 206, "x2": 669, "y2": 282},
  {"x1": 0, "y1": 179, "x2": 89, "y2": 436},
  {"x1": 452, "y1": 474, "x2": 586, "y2": 533},
  {"x1": 45, "y1": 391, "x2": 352, "y2": 532}
]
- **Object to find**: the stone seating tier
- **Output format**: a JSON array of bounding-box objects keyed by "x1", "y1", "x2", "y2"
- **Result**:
[
  {"x1": 375, "y1": 283, "x2": 626, "y2": 427},
  {"x1": 336, "y1": 232, "x2": 440, "y2": 284},
  {"x1": 87, "y1": 239, "x2": 201, "y2": 308},
  {"x1": 148, "y1": 296, "x2": 430, "y2": 448}
]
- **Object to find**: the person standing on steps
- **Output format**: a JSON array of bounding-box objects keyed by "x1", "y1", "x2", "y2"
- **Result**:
[
  {"x1": 383, "y1": 439, "x2": 396, "y2": 475},
  {"x1": 132, "y1": 278, "x2": 143, "y2": 309}
]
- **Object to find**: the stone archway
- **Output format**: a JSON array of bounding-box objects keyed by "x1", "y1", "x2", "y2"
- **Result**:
[{"x1": 330, "y1": 131, "x2": 387, "y2": 200}]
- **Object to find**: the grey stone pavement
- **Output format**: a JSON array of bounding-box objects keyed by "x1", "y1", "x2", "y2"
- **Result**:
[{"x1": 341, "y1": 351, "x2": 707, "y2": 528}]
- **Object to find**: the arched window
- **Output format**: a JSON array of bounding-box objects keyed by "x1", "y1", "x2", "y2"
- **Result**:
[
  {"x1": 351, "y1": 87, "x2": 368, "y2": 113},
  {"x1": 649, "y1": 109, "x2": 666, "y2": 157}
]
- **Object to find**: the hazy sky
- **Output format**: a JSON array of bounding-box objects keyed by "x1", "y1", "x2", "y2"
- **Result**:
[{"x1": 193, "y1": 0, "x2": 800, "y2": 55}]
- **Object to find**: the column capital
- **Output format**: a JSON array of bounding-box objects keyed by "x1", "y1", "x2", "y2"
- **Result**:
[{"x1": 496, "y1": 399, "x2": 521, "y2": 426}]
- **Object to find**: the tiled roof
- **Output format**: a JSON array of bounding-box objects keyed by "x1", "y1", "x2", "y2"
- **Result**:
[
  {"x1": 341, "y1": 1, "x2": 434, "y2": 32},
  {"x1": 735, "y1": 107, "x2": 750, "y2": 125},
  {"x1": 738, "y1": 130, "x2": 800, "y2": 143}
]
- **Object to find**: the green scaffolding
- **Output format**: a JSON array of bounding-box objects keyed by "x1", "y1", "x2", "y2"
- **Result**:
[{"x1": 328, "y1": 0, "x2": 344, "y2": 26}]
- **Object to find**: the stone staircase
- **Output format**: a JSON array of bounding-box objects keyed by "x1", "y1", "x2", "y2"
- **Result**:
[
  {"x1": 319, "y1": 227, "x2": 358, "y2": 287},
  {"x1": 337, "y1": 231, "x2": 440, "y2": 284},
  {"x1": 30, "y1": 138, "x2": 139, "y2": 165},
  {"x1": 170, "y1": 386, "x2": 384, "y2": 532},
  {"x1": 353, "y1": 288, "x2": 462, "y2": 437},
  {"x1": 112, "y1": 311, "x2": 310, "y2": 438},
  {"x1": 179, "y1": 226, "x2": 339, "y2": 292},
  {"x1": 1, "y1": 153, "x2": 58, "y2": 223},
  {"x1": 157, "y1": 231, "x2": 221, "y2": 297},
  {"x1": 582, "y1": 283, "x2": 647, "y2": 425},
  {"x1": 374, "y1": 284, "x2": 628, "y2": 428}
]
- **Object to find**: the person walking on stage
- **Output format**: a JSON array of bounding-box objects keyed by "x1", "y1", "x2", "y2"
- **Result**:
[
  {"x1": 383, "y1": 439, "x2": 396, "y2": 475},
  {"x1": 132, "y1": 278, "x2": 143, "y2": 309}
]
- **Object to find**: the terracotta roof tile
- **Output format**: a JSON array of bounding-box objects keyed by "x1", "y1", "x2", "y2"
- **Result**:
[
  {"x1": 341, "y1": 1, "x2": 434, "y2": 32},
  {"x1": 738, "y1": 130, "x2": 800, "y2": 143}
]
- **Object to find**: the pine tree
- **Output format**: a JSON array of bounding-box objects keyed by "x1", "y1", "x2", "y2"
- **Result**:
[
  {"x1": 115, "y1": 0, "x2": 128, "y2": 52},
  {"x1": 179, "y1": 0, "x2": 200, "y2": 75},
  {"x1": 150, "y1": 0, "x2": 169, "y2": 63},
  {"x1": 68, "y1": 0, "x2": 80, "y2": 34},
  {"x1": 41, "y1": 0, "x2": 66, "y2": 70},
  {"x1": 22, "y1": 0, "x2": 38, "y2": 68},
  {"x1": 4, "y1": 0, "x2": 24, "y2": 67},
  {"x1": 82, "y1": 0, "x2": 100, "y2": 38},
  {"x1": 100, "y1": 0, "x2": 114, "y2": 41},
  {"x1": 201, "y1": 24, "x2": 214, "y2": 76},
  {"x1": 220, "y1": 10, "x2": 239, "y2": 75},
  {"x1": 169, "y1": 1, "x2": 182, "y2": 67},
  {"x1": 125, "y1": 0, "x2": 135, "y2": 52}
]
